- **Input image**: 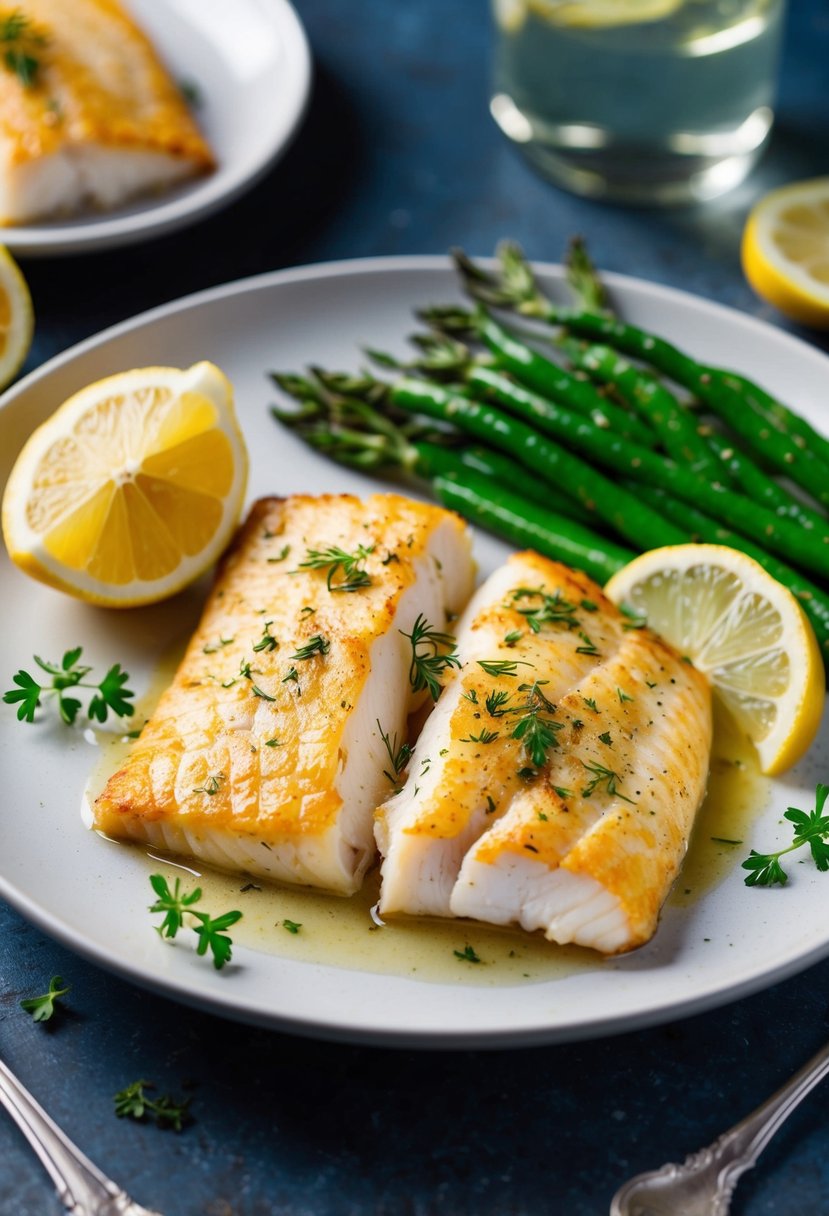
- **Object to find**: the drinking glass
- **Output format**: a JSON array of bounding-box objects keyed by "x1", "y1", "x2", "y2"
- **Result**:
[{"x1": 490, "y1": 0, "x2": 787, "y2": 204}]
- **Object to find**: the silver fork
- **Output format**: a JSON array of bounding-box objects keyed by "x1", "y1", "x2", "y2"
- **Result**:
[
  {"x1": 0, "y1": 1056, "x2": 162, "y2": 1216},
  {"x1": 610, "y1": 1038, "x2": 829, "y2": 1215}
]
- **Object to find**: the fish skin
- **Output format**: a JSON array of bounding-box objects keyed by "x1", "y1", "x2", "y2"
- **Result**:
[
  {"x1": 0, "y1": 0, "x2": 214, "y2": 224},
  {"x1": 94, "y1": 494, "x2": 474, "y2": 895}
]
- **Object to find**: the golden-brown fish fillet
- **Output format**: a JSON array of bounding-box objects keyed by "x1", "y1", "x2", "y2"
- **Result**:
[
  {"x1": 0, "y1": 0, "x2": 214, "y2": 224},
  {"x1": 94, "y1": 494, "x2": 474, "y2": 894},
  {"x1": 377, "y1": 551, "x2": 713, "y2": 953}
]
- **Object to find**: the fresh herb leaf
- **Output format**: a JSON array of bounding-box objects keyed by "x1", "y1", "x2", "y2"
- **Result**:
[
  {"x1": 3, "y1": 649, "x2": 135, "y2": 727},
  {"x1": 114, "y1": 1080, "x2": 191, "y2": 1132},
  {"x1": 575, "y1": 631, "x2": 599, "y2": 656},
  {"x1": 291, "y1": 635, "x2": 330, "y2": 661},
  {"x1": 617, "y1": 686, "x2": 634, "y2": 703},
  {"x1": 453, "y1": 945, "x2": 481, "y2": 964},
  {"x1": 298, "y1": 544, "x2": 374, "y2": 592},
  {"x1": 253, "y1": 621, "x2": 278, "y2": 653},
  {"x1": 461, "y1": 728, "x2": 500, "y2": 744},
  {"x1": 193, "y1": 773, "x2": 224, "y2": 797},
  {"x1": 509, "y1": 681, "x2": 563, "y2": 769},
  {"x1": 282, "y1": 919, "x2": 302, "y2": 934},
  {"x1": 581, "y1": 761, "x2": 634, "y2": 804},
  {"x1": 598, "y1": 731, "x2": 613, "y2": 747},
  {"x1": 148, "y1": 875, "x2": 241, "y2": 970},
  {"x1": 252, "y1": 684, "x2": 276, "y2": 701},
  {"x1": 510, "y1": 586, "x2": 580, "y2": 632},
  {"x1": 20, "y1": 976, "x2": 69, "y2": 1023},
  {"x1": 503, "y1": 630, "x2": 522, "y2": 646},
  {"x1": 742, "y1": 784, "x2": 829, "y2": 887},
  {"x1": 377, "y1": 719, "x2": 412, "y2": 785},
  {"x1": 400, "y1": 615, "x2": 460, "y2": 700},
  {"x1": 477, "y1": 659, "x2": 533, "y2": 678},
  {"x1": 484, "y1": 689, "x2": 512, "y2": 717}
]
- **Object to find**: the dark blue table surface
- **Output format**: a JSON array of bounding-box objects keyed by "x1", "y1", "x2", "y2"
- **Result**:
[{"x1": 3, "y1": 3, "x2": 829, "y2": 1214}]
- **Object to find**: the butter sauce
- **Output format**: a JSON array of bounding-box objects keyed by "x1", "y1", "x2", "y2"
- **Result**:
[{"x1": 83, "y1": 674, "x2": 767, "y2": 986}]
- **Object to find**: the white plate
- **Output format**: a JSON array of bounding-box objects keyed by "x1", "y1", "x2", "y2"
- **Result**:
[
  {"x1": 1, "y1": 257, "x2": 828, "y2": 1047},
  {"x1": 1, "y1": 0, "x2": 311, "y2": 257}
]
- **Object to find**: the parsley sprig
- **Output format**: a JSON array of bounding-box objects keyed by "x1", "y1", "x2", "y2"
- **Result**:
[
  {"x1": 149, "y1": 875, "x2": 242, "y2": 970},
  {"x1": 3, "y1": 648, "x2": 135, "y2": 726},
  {"x1": 400, "y1": 615, "x2": 460, "y2": 700},
  {"x1": 20, "y1": 976, "x2": 70, "y2": 1023},
  {"x1": 114, "y1": 1080, "x2": 191, "y2": 1132},
  {"x1": 743, "y1": 783, "x2": 829, "y2": 886},
  {"x1": 298, "y1": 544, "x2": 374, "y2": 592}
]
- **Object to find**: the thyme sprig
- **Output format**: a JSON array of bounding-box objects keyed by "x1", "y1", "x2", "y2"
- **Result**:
[
  {"x1": 114, "y1": 1080, "x2": 191, "y2": 1132},
  {"x1": 400, "y1": 614, "x2": 460, "y2": 700},
  {"x1": 743, "y1": 784, "x2": 829, "y2": 886},
  {"x1": 377, "y1": 718, "x2": 412, "y2": 788},
  {"x1": 581, "y1": 761, "x2": 635, "y2": 804},
  {"x1": 510, "y1": 586, "x2": 580, "y2": 632},
  {"x1": 298, "y1": 544, "x2": 374, "y2": 592}
]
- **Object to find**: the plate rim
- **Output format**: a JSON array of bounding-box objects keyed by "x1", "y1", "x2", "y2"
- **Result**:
[
  {"x1": 2, "y1": 253, "x2": 829, "y2": 1048},
  {"x1": 0, "y1": 0, "x2": 312, "y2": 258}
]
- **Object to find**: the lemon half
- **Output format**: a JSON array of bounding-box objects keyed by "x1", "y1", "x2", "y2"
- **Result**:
[
  {"x1": 605, "y1": 545, "x2": 824, "y2": 776},
  {"x1": 742, "y1": 177, "x2": 829, "y2": 328},
  {"x1": 0, "y1": 246, "x2": 33, "y2": 390},
  {"x1": 2, "y1": 362, "x2": 248, "y2": 607}
]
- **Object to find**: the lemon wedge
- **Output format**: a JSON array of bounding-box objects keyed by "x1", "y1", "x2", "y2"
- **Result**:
[
  {"x1": 526, "y1": 0, "x2": 683, "y2": 28},
  {"x1": 742, "y1": 177, "x2": 829, "y2": 328},
  {"x1": 605, "y1": 545, "x2": 824, "y2": 776},
  {"x1": 2, "y1": 362, "x2": 248, "y2": 607},
  {"x1": 0, "y1": 245, "x2": 33, "y2": 390}
]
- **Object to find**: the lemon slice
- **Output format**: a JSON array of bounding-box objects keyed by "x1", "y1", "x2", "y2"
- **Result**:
[
  {"x1": 2, "y1": 362, "x2": 248, "y2": 607},
  {"x1": 527, "y1": 0, "x2": 683, "y2": 28},
  {"x1": 742, "y1": 177, "x2": 829, "y2": 328},
  {"x1": 0, "y1": 246, "x2": 33, "y2": 390},
  {"x1": 605, "y1": 545, "x2": 824, "y2": 776}
]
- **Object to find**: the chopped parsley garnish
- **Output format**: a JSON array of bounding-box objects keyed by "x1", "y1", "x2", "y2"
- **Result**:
[
  {"x1": 617, "y1": 687, "x2": 634, "y2": 703},
  {"x1": 453, "y1": 945, "x2": 481, "y2": 964},
  {"x1": 3, "y1": 648, "x2": 135, "y2": 727},
  {"x1": 0, "y1": 12, "x2": 45, "y2": 89},
  {"x1": 598, "y1": 731, "x2": 613, "y2": 747},
  {"x1": 282, "y1": 919, "x2": 302, "y2": 934}
]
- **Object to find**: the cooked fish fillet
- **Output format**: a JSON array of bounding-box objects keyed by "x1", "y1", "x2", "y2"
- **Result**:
[
  {"x1": 378, "y1": 551, "x2": 713, "y2": 953},
  {"x1": 94, "y1": 494, "x2": 474, "y2": 895},
  {"x1": 376, "y1": 553, "x2": 625, "y2": 918},
  {"x1": 0, "y1": 0, "x2": 214, "y2": 225}
]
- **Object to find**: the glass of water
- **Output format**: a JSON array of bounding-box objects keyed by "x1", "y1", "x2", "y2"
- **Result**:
[{"x1": 490, "y1": 0, "x2": 787, "y2": 204}]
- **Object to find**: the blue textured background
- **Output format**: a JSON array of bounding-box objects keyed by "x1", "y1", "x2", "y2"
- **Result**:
[{"x1": 3, "y1": 2, "x2": 829, "y2": 1213}]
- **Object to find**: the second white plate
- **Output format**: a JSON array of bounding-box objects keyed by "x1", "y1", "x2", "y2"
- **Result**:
[
  {"x1": 1, "y1": 257, "x2": 828, "y2": 1046},
  {"x1": 2, "y1": 0, "x2": 311, "y2": 257}
]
